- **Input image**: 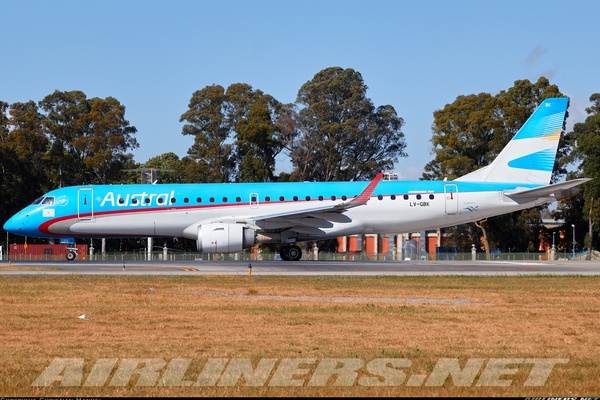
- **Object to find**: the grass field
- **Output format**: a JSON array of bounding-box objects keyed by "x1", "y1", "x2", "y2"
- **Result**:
[{"x1": 1, "y1": 274, "x2": 599, "y2": 397}]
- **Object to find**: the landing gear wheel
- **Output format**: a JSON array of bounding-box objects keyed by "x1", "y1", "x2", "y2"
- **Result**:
[
  {"x1": 280, "y1": 245, "x2": 302, "y2": 261},
  {"x1": 287, "y1": 245, "x2": 302, "y2": 261},
  {"x1": 66, "y1": 251, "x2": 77, "y2": 261}
]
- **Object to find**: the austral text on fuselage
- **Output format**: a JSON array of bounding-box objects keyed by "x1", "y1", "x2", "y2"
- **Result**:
[{"x1": 100, "y1": 190, "x2": 176, "y2": 207}]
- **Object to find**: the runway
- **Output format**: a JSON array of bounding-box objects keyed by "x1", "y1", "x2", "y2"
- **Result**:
[{"x1": 1, "y1": 259, "x2": 599, "y2": 276}]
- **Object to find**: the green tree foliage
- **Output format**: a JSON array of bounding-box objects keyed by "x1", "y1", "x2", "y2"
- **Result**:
[
  {"x1": 424, "y1": 77, "x2": 565, "y2": 180},
  {"x1": 227, "y1": 83, "x2": 283, "y2": 182},
  {"x1": 236, "y1": 96, "x2": 282, "y2": 182},
  {"x1": 423, "y1": 77, "x2": 567, "y2": 252},
  {"x1": 142, "y1": 152, "x2": 183, "y2": 184},
  {"x1": 39, "y1": 90, "x2": 90, "y2": 187},
  {"x1": 180, "y1": 84, "x2": 283, "y2": 183},
  {"x1": 180, "y1": 85, "x2": 232, "y2": 183},
  {"x1": 76, "y1": 97, "x2": 139, "y2": 183},
  {"x1": 0, "y1": 101, "x2": 21, "y2": 223},
  {"x1": 39, "y1": 90, "x2": 138, "y2": 186},
  {"x1": 5, "y1": 101, "x2": 51, "y2": 206},
  {"x1": 288, "y1": 67, "x2": 407, "y2": 181},
  {"x1": 422, "y1": 93, "x2": 499, "y2": 180},
  {"x1": 569, "y1": 93, "x2": 600, "y2": 252}
]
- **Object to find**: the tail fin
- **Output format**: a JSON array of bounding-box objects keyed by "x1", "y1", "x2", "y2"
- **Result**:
[{"x1": 456, "y1": 97, "x2": 569, "y2": 184}]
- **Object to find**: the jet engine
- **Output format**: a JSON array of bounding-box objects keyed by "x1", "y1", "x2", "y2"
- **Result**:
[{"x1": 196, "y1": 223, "x2": 256, "y2": 253}]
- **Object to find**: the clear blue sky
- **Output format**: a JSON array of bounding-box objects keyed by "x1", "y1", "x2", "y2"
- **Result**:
[{"x1": 1, "y1": 0, "x2": 598, "y2": 180}]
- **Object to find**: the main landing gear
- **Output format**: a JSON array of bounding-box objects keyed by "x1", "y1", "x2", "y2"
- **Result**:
[{"x1": 279, "y1": 245, "x2": 302, "y2": 261}]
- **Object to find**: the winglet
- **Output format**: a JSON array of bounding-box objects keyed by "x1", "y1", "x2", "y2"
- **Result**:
[{"x1": 338, "y1": 172, "x2": 384, "y2": 209}]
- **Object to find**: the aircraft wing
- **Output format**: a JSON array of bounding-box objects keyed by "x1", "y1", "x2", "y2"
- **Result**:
[
  {"x1": 255, "y1": 173, "x2": 383, "y2": 219},
  {"x1": 182, "y1": 173, "x2": 384, "y2": 238},
  {"x1": 248, "y1": 173, "x2": 384, "y2": 229},
  {"x1": 503, "y1": 178, "x2": 591, "y2": 202}
]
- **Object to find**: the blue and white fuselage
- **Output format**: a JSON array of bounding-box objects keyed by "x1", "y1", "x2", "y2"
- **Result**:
[{"x1": 3, "y1": 98, "x2": 590, "y2": 260}]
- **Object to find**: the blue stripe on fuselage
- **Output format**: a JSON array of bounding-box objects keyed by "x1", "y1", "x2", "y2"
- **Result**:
[{"x1": 46, "y1": 180, "x2": 541, "y2": 214}]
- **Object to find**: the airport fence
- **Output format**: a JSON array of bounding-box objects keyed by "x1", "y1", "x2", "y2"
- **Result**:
[{"x1": 4, "y1": 250, "x2": 594, "y2": 262}]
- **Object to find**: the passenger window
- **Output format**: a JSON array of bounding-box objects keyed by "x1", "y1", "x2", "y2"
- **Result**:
[
  {"x1": 196, "y1": 197, "x2": 202, "y2": 203},
  {"x1": 429, "y1": 194, "x2": 435, "y2": 200},
  {"x1": 391, "y1": 194, "x2": 396, "y2": 200},
  {"x1": 377, "y1": 195, "x2": 383, "y2": 200},
  {"x1": 223, "y1": 197, "x2": 228, "y2": 202},
  {"x1": 305, "y1": 196, "x2": 311, "y2": 201},
  {"x1": 403, "y1": 195, "x2": 409, "y2": 200},
  {"x1": 279, "y1": 196, "x2": 285, "y2": 201},
  {"x1": 158, "y1": 198, "x2": 164, "y2": 204},
  {"x1": 265, "y1": 196, "x2": 271, "y2": 202},
  {"x1": 210, "y1": 197, "x2": 215, "y2": 203},
  {"x1": 331, "y1": 195, "x2": 337, "y2": 201},
  {"x1": 341, "y1": 195, "x2": 347, "y2": 201},
  {"x1": 318, "y1": 196, "x2": 324, "y2": 201},
  {"x1": 236, "y1": 197, "x2": 242, "y2": 202},
  {"x1": 416, "y1": 194, "x2": 422, "y2": 200},
  {"x1": 184, "y1": 198, "x2": 189, "y2": 203},
  {"x1": 293, "y1": 196, "x2": 298, "y2": 201}
]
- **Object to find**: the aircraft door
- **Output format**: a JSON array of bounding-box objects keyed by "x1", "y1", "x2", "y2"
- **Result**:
[
  {"x1": 78, "y1": 188, "x2": 94, "y2": 220},
  {"x1": 444, "y1": 184, "x2": 458, "y2": 215}
]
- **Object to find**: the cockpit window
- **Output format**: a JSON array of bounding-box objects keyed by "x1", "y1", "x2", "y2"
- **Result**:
[{"x1": 31, "y1": 196, "x2": 55, "y2": 205}]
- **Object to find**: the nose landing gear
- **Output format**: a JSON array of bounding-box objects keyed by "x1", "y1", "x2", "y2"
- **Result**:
[{"x1": 66, "y1": 248, "x2": 78, "y2": 261}]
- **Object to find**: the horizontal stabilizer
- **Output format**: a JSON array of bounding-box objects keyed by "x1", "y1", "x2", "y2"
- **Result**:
[{"x1": 504, "y1": 178, "x2": 591, "y2": 202}]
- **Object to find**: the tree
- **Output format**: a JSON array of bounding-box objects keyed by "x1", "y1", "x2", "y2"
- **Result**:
[
  {"x1": 288, "y1": 67, "x2": 407, "y2": 181},
  {"x1": 39, "y1": 90, "x2": 138, "y2": 186},
  {"x1": 226, "y1": 83, "x2": 283, "y2": 182},
  {"x1": 180, "y1": 85, "x2": 237, "y2": 183},
  {"x1": 0, "y1": 100, "x2": 20, "y2": 228},
  {"x1": 6, "y1": 101, "x2": 51, "y2": 198},
  {"x1": 75, "y1": 96, "x2": 139, "y2": 183},
  {"x1": 39, "y1": 90, "x2": 90, "y2": 187},
  {"x1": 236, "y1": 99, "x2": 280, "y2": 182},
  {"x1": 423, "y1": 77, "x2": 568, "y2": 253},
  {"x1": 142, "y1": 152, "x2": 183, "y2": 184},
  {"x1": 423, "y1": 93, "x2": 500, "y2": 180},
  {"x1": 570, "y1": 93, "x2": 600, "y2": 256},
  {"x1": 180, "y1": 84, "x2": 283, "y2": 183}
]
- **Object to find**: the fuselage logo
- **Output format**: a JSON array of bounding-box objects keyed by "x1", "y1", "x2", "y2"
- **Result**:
[
  {"x1": 100, "y1": 190, "x2": 176, "y2": 208},
  {"x1": 56, "y1": 195, "x2": 68, "y2": 206}
]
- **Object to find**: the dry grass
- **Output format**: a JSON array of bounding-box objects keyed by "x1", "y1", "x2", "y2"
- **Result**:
[{"x1": 0, "y1": 275, "x2": 599, "y2": 397}]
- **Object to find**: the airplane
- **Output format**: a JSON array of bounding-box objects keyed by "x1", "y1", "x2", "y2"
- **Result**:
[{"x1": 3, "y1": 97, "x2": 590, "y2": 261}]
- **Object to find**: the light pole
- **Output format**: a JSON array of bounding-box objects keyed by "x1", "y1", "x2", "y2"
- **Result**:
[
  {"x1": 551, "y1": 231, "x2": 556, "y2": 261},
  {"x1": 571, "y1": 224, "x2": 576, "y2": 259}
]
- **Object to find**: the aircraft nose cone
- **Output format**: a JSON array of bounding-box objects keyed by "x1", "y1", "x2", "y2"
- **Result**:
[{"x1": 3, "y1": 213, "x2": 24, "y2": 234}]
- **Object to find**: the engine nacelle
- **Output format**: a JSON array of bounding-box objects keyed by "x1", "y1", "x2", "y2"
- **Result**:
[{"x1": 196, "y1": 223, "x2": 256, "y2": 253}]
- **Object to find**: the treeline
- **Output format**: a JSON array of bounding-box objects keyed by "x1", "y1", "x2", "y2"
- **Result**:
[{"x1": 1, "y1": 67, "x2": 598, "y2": 254}]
